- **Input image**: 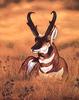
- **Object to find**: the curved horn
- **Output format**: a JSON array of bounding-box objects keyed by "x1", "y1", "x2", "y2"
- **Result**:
[
  {"x1": 45, "y1": 11, "x2": 57, "y2": 37},
  {"x1": 27, "y1": 12, "x2": 39, "y2": 37}
]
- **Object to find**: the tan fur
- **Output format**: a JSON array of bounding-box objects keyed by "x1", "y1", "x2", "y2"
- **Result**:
[
  {"x1": 58, "y1": 57, "x2": 69, "y2": 81},
  {"x1": 19, "y1": 11, "x2": 69, "y2": 80}
]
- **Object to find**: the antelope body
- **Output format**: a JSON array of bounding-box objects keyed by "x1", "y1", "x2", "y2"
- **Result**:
[{"x1": 20, "y1": 11, "x2": 68, "y2": 80}]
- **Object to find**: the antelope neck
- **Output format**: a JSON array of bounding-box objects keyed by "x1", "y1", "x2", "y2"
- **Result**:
[
  {"x1": 39, "y1": 52, "x2": 55, "y2": 64},
  {"x1": 39, "y1": 52, "x2": 55, "y2": 73}
]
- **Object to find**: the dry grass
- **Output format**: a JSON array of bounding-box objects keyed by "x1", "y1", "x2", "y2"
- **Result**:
[
  {"x1": 58, "y1": 40, "x2": 79, "y2": 50},
  {"x1": 6, "y1": 42, "x2": 14, "y2": 49},
  {"x1": 63, "y1": 0, "x2": 79, "y2": 10},
  {"x1": 0, "y1": 1, "x2": 79, "y2": 100}
]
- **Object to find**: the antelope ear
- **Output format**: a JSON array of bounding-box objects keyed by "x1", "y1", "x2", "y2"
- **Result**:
[{"x1": 50, "y1": 27, "x2": 58, "y2": 44}]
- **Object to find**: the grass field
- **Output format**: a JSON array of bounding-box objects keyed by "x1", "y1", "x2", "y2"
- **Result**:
[{"x1": 0, "y1": 1, "x2": 79, "y2": 100}]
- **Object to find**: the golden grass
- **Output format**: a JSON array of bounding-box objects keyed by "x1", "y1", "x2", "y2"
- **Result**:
[{"x1": 0, "y1": 1, "x2": 79, "y2": 100}]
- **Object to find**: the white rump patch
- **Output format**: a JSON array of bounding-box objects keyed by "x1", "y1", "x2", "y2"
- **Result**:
[
  {"x1": 27, "y1": 59, "x2": 37, "y2": 73},
  {"x1": 40, "y1": 64, "x2": 53, "y2": 73},
  {"x1": 39, "y1": 53, "x2": 55, "y2": 64}
]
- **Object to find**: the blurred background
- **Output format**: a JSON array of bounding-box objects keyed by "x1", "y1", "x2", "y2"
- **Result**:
[
  {"x1": 0, "y1": 0, "x2": 79, "y2": 41},
  {"x1": 0, "y1": 0, "x2": 79, "y2": 9},
  {"x1": 0, "y1": 0, "x2": 79, "y2": 55},
  {"x1": 0, "y1": 1, "x2": 79, "y2": 99}
]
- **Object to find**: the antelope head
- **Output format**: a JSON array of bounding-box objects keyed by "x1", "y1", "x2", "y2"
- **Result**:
[{"x1": 27, "y1": 11, "x2": 58, "y2": 58}]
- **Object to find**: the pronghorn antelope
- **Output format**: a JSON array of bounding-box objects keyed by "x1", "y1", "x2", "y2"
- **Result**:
[{"x1": 20, "y1": 11, "x2": 68, "y2": 80}]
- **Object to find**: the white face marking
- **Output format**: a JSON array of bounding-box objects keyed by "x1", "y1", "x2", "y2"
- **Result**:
[
  {"x1": 33, "y1": 43, "x2": 50, "y2": 54},
  {"x1": 40, "y1": 64, "x2": 53, "y2": 73},
  {"x1": 39, "y1": 53, "x2": 55, "y2": 64},
  {"x1": 39, "y1": 33, "x2": 43, "y2": 37},
  {"x1": 27, "y1": 59, "x2": 37, "y2": 73}
]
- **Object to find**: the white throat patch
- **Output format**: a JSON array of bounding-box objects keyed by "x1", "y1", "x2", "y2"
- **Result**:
[
  {"x1": 39, "y1": 53, "x2": 55, "y2": 64},
  {"x1": 40, "y1": 64, "x2": 53, "y2": 73},
  {"x1": 39, "y1": 67, "x2": 64, "y2": 80}
]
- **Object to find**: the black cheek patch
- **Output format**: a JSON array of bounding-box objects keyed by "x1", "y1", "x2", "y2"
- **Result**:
[
  {"x1": 31, "y1": 41, "x2": 42, "y2": 50},
  {"x1": 48, "y1": 46, "x2": 53, "y2": 56}
]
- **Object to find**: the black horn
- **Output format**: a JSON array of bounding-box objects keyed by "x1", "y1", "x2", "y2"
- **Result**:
[
  {"x1": 27, "y1": 12, "x2": 39, "y2": 37},
  {"x1": 45, "y1": 11, "x2": 57, "y2": 37}
]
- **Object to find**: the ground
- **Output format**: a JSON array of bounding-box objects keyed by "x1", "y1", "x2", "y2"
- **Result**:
[{"x1": 0, "y1": 1, "x2": 79, "y2": 100}]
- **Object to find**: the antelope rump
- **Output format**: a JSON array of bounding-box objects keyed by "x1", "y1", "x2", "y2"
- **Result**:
[{"x1": 20, "y1": 11, "x2": 68, "y2": 80}]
